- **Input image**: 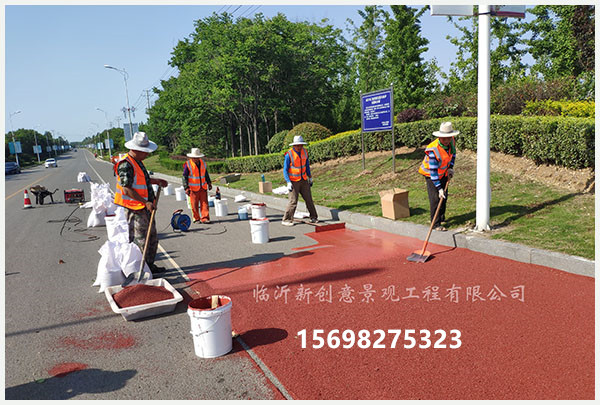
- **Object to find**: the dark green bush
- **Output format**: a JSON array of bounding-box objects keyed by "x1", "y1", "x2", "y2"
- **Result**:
[
  {"x1": 395, "y1": 108, "x2": 424, "y2": 123},
  {"x1": 266, "y1": 130, "x2": 289, "y2": 153},
  {"x1": 283, "y1": 122, "x2": 332, "y2": 147},
  {"x1": 423, "y1": 92, "x2": 477, "y2": 119}
]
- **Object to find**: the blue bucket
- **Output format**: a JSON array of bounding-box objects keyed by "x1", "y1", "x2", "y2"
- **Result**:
[{"x1": 238, "y1": 207, "x2": 248, "y2": 220}]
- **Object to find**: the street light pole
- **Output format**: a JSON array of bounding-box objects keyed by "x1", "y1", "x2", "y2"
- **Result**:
[
  {"x1": 9, "y1": 110, "x2": 22, "y2": 166},
  {"x1": 50, "y1": 130, "x2": 58, "y2": 157},
  {"x1": 104, "y1": 65, "x2": 134, "y2": 140},
  {"x1": 33, "y1": 125, "x2": 42, "y2": 163},
  {"x1": 96, "y1": 107, "x2": 112, "y2": 160}
]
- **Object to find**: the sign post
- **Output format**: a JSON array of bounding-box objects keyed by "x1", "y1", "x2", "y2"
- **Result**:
[
  {"x1": 360, "y1": 87, "x2": 394, "y2": 171},
  {"x1": 430, "y1": 4, "x2": 525, "y2": 232}
]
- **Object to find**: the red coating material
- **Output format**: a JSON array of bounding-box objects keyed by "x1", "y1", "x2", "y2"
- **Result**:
[
  {"x1": 113, "y1": 284, "x2": 174, "y2": 308},
  {"x1": 59, "y1": 330, "x2": 136, "y2": 350},
  {"x1": 186, "y1": 228, "x2": 594, "y2": 400},
  {"x1": 48, "y1": 362, "x2": 88, "y2": 378},
  {"x1": 314, "y1": 223, "x2": 345, "y2": 232},
  {"x1": 189, "y1": 296, "x2": 231, "y2": 311}
]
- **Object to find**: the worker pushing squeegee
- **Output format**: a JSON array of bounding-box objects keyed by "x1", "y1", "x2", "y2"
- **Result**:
[
  {"x1": 408, "y1": 122, "x2": 458, "y2": 263},
  {"x1": 113, "y1": 131, "x2": 169, "y2": 276}
]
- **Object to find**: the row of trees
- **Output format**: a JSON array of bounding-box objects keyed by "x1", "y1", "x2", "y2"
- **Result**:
[
  {"x1": 82, "y1": 5, "x2": 595, "y2": 160},
  {"x1": 5, "y1": 129, "x2": 69, "y2": 165}
]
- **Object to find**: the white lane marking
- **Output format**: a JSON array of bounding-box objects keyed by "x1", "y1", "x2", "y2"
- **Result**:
[
  {"x1": 84, "y1": 150, "x2": 108, "y2": 186},
  {"x1": 157, "y1": 244, "x2": 190, "y2": 281}
]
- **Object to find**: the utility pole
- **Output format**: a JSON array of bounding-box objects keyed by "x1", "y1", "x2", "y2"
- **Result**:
[
  {"x1": 145, "y1": 89, "x2": 151, "y2": 112},
  {"x1": 9, "y1": 110, "x2": 22, "y2": 166}
]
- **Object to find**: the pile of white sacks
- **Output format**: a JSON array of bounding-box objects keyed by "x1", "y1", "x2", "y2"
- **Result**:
[{"x1": 84, "y1": 182, "x2": 152, "y2": 292}]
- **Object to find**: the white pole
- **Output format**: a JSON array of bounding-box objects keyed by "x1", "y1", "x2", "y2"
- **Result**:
[{"x1": 476, "y1": 5, "x2": 491, "y2": 231}]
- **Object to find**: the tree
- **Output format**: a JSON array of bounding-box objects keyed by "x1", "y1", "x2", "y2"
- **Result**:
[
  {"x1": 525, "y1": 5, "x2": 595, "y2": 78},
  {"x1": 347, "y1": 6, "x2": 388, "y2": 95},
  {"x1": 383, "y1": 5, "x2": 431, "y2": 110},
  {"x1": 146, "y1": 12, "x2": 349, "y2": 157}
]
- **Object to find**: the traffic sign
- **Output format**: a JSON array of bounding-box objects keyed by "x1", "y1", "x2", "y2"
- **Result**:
[{"x1": 361, "y1": 88, "x2": 394, "y2": 132}]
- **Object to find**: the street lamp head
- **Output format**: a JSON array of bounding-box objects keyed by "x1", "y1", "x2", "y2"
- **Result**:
[
  {"x1": 104, "y1": 64, "x2": 115, "y2": 69},
  {"x1": 11, "y1": 110, "x2": 22, "y2": 116}
]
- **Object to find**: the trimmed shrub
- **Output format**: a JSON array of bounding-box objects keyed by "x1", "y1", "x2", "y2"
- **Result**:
[
  {"x1": 266, "y1": 130, "x2": 289, "y2": 153},
  {"x1": 395, "y1": 108, "x2": 424, "y2": 123},
  {"x1": 523, "y1": 100, "x2": 594, "y2": 118},
  {"x1": 283, "y1": 122, "x2": 332, "y2": 147},
  {"x1": 218, "y1": 116, "x2": 594, "y2": 173}
]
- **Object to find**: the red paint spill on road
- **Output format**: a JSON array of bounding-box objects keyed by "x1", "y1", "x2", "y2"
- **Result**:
[
  {"x1": 48, "y1": 362, "x2": 88, "y2": 377},
  {"x1": 186, "y1": 228, "x2": 594, "y2": 400},
  {"x1": 59, "y1": 330, "x2": 137, "y2": 350}
]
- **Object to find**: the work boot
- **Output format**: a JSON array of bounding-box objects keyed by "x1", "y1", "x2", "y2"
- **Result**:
[
  {"x1": 281, "y1": 220, "x2": 294, "y2": 226},
  {"x1": 308, "y1": 218, "x2": 319, "y2": 223},
  {"x1": 149, "y1": 263, "x2": 166, "y2": 274}
]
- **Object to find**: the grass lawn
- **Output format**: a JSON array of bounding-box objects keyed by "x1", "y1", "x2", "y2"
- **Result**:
[{"x1": 210, "y1": 148, "x2": 594, "y2": 260}]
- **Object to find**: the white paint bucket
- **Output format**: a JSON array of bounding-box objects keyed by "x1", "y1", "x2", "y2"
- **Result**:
[
  {"x1": 251, "y1": 203, "x2": 267, "y2": 220},
  {"x1": 188, "y1": 296, "x2": 232, "y2": 358},
  {"x1": 215, "y1": 199, "x2": 228, "y2": 217},
  {"x1": 250, "y1": 218, "x2": 269, "y2": 244},
  {"x1": 175, "y1": 187, "x2": 186, "y2": 201},
  {"x1": 163, "y1": 184, "x2": 174, "y2": 195}
]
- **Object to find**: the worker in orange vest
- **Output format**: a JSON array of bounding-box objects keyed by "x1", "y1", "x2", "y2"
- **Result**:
[
  {"x1": 114, "y1": 132, "x2": 168, "y2": 274},
  {"x1": 182, "y1": 148, "x2": 212, "y2": 224},
  {"x1": 281, "y1": 135, "x2": 318, "y2": 226},
  {"x1": 418, "y1": 122, "x2": 458, "y2": 231}
]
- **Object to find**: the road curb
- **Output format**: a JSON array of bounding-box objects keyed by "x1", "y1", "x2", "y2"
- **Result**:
[
  {"x1": 139, "y1": 165, "x2": 594, "y2": 278},
  {"x1": 213, "y1": 183, "x2": 594, "y2": 278}
]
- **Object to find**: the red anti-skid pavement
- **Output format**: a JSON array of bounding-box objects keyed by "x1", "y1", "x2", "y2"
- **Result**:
[{"x1": 186, "y1": 228, "x2": 594, "y2": 400}]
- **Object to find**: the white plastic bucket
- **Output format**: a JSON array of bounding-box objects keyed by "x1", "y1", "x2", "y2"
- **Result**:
[
  {"x1": 164, "y1": 184, "x2": 174, "y2": 195},
  {"x1": 215, "y1": 199, "x2": 228, "y2": 217},
  {"x1": 188, "y1": 296, "x2": 232, "y2": 358},
  {"x1": 175, "y1": 187, "x2": 186, "y2": 201},
  {"x1": 208, "y1": 196, "x2": 215, "y2": 207},
  {"x1": 251, "y1": 203, "x2": 267, "y2": 220},
  {"x1": 250, "y1": 218, "x2": 269, "y2": 244}
]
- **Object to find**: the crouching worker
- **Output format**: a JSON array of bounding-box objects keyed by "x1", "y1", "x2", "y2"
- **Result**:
[
  {"x1": 114, "y1": 132, "x2": 168, "y2": 274},
  {"x1": 418, "y1": 122, "x2": 458, "y2": 231},
  {"x1": 182, "y1": 148, "x2": 212, "y2": 224}
]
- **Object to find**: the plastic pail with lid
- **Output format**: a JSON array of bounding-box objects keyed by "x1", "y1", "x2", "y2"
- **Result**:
[{"x1": 215, "y1": 199, "x2": 228, "y2": 217}]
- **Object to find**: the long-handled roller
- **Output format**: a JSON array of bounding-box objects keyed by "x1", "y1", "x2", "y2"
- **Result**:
[
  {"x1": 122, "y1": 186, "x2": 162, "y2": 287},
  {"x1": 407, "y1": 180, "x2": 450, "y2": 263}
]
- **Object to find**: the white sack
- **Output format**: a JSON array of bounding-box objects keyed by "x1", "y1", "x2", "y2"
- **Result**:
[
  {"x1": 87, "y1": 210, "x2": 106, "y2": 227},
  {"x1": 272, "y1": 186, "x2": 289, "y2": 195},
  {"x1": 94, "y1": 241, "x2": 126, "y2": 293},
  {"x1": 294, "y1": 211, "x2": 309, "y2": 219},
  {"x1": 105, "y1": 213, "x2": 129, "y2": 244},
  {"x1": 234, "y1": 194, "x2": 248, "y2": 203},
  {"x1": 117, "y1": 242, "x2": 152, "y2": 280}
]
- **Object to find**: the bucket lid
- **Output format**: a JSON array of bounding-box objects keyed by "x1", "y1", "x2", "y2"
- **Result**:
[{"x1": 252, "y1": 203, "x2": 266, "y2": 207}]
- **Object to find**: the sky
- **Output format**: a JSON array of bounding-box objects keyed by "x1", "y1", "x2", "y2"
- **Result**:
[{"x1": 3, "y1": 2, "x2": 533, "y2": 143}]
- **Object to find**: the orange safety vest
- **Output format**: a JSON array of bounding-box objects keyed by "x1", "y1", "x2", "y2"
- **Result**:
[
  {"x1": 418, "y1": 138, "x2": 455, "y2": 178},
  {"x1": 287, "y1": 148, "x2": 308, "y2": 182},
  {"x1": 187, "y1": 159, "x2": 207, "y2": 191},
  {"x1": 114, "y1": 154, "x2": 149, "y2": 210}
]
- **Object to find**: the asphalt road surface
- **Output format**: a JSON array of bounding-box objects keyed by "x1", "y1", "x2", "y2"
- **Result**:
[{"x1": 4, "y1": 149, "x2": 300, "y2": 400}]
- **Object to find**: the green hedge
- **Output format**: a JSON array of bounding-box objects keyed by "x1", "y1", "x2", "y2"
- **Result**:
[
  {"x1": 522, "y1": 100, "x2": 595, "y2": 118},
  {"x1": 160, "y1": 116, "x2": 594, "y2": 174}
]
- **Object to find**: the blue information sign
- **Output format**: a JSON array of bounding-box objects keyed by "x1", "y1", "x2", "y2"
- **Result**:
[{"x1": 361, "y1": 88, "x2": 393, "y2": 132}]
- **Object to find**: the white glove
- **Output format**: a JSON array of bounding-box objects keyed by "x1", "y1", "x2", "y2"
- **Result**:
[
  {"x1": 448, "y1": 168, "x2": 454, "y2": 179},
  {"x1": 309, "y1": 177, "x2": 313, "y2": 187},
  {"x1": 287, "y1": 182, "x2": 293, "y2": 192},
  {"x1": 438, "y1": 188, "x2": 446, "y2": 200}
]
